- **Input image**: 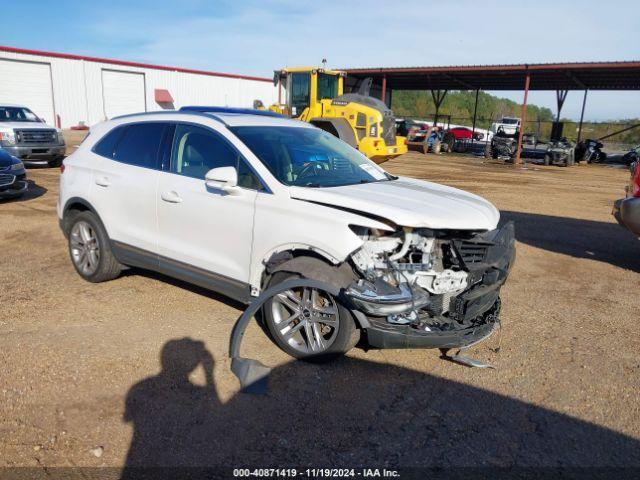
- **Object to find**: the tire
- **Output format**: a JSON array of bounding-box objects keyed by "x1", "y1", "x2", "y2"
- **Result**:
[
  {"x1": 48, "y1": 157, "x2": 63, "y2": 168},
  {"x1": 432, "y1": 141, "x2": 441, "y2": 155},
  {"x1": 568, "y1": 149, "x2": 575, "y2": 166},
  {"x1": 67, "y1": 210, "x2": 122, "y2": 283},
  {"x1": 544, "y1": 154, "x2": 551, "y2": 166},
  {"x1": 263, "y1": 272, "x2": 358, "y2": 362},
  {"x1": 484, "y1": 144, "x2": 492, "y2": 158},
  {"x1": 443, "y1": 133, "x2": 455, "y2": 153}
]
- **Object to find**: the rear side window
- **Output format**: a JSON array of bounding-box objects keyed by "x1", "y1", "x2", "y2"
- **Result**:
[
  {"x1": 93, "y1": 126, "x2": 124, "y2": 158},
  {"x1": 113, "y1": 123, "x2": 167, "y2": 169}
]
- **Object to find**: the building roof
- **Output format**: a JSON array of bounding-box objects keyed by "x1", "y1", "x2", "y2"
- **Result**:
[
  {"x1": 345, "y1": 61, "x2": 640, "y2": 91},
  {"x1": 0, "y1": 45, "x2": 272, "y2": 83}
]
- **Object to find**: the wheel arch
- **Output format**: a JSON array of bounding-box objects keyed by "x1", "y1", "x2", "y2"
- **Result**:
[
  {"x1": 260, "y1": 251, "x2": 369, "y2": 330},
  {"x1": 309, "y1": 117, "x2": 358, "y2": 148},
  {"x1": 61, "y1": 197, "x2": 101, "y2": 237}
]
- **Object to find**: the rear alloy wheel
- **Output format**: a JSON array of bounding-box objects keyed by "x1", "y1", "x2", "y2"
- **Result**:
[
  {"x1": 264, "y1": 273, "x2": 357, "y2": 361},
  {"x1": 70, "y1": 220, "x2": 101, "y2": 277},
  {"x1": 67, "y1": 211, "x2": 122, "y2": 283}
]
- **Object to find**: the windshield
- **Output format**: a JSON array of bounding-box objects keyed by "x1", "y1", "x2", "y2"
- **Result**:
[
  {"x1": 0, "y1": 106, "x2": 40, "y2": 122},
  {"x1": 501, "y1": 118, "x2": 519, "y2": 125},
  {"x1": 230, "y1": 126, "x2": 393, "y2": 188}
]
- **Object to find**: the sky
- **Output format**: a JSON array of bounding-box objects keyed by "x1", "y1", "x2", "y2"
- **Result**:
[{"x1": 2, "y1": 0, "x2": 639, "y2": 121}]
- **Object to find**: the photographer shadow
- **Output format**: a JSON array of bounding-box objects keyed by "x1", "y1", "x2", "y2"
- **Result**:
[{"x1": 122, "y1": 338, "x2": 640, "y2": 475}]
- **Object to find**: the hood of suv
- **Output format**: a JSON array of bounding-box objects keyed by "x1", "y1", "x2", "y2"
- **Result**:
[
  {"x1": 0, "y1": 121, "x2": 56, "y2": 130},
  {"x1": 289, "y1": 176, "x2": 500, "y2": 230}
]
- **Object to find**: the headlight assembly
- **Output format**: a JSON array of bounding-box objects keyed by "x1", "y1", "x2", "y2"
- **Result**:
[
  {"x1": 0, "y1": 130, "x2": 16, "y2": 146},
  {"x1": 11, "y1": 162, "x2": 24, "y2": 171}
]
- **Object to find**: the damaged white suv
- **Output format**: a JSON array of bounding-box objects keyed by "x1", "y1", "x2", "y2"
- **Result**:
[{"x1": 59, "y1": 107, "x2": 515, "y2": 360}]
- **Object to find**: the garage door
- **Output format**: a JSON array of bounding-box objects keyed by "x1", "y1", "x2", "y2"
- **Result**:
[
  {"x1": 102, "y1": 70, "x2": 146, "y2": 119},
  {"x1": 0, "y1": 59, "x2": 55, "y2": 124}
]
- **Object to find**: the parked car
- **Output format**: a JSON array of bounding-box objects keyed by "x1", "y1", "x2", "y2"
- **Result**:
[
  {"x1": 0, "y1": 148, "x2": 28, "y2": 199},
  {"x1": 58, "y1": 108, "x2": 515, "y2": 361},
  {"x1": 544, "y1": 138, "x2": 575, "y2": 167},
  {"x1": 612, "y1": 161, "x2": 640, "y2": 238},
  {"x1": 448, "y1": 126, "x2": 484, "y2": 141},
  {"x1": 490, "y1": 117, "x2": 521, "y2": 136},
  {"x1": 406, "y1": 125, "x2": 443, "y2": 154},
  {"x1": 395, "y1": 118, "x2": 425, "y2": 137},
  {"x1": 441, "y1": 127, "x2": 484, "y2": 153},
  {"x1": 0, "y1": 104, "x2": 66, "y2": 167}
]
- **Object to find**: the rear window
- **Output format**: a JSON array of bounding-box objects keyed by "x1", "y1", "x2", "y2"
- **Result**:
[
  {"x1": 93, "y1": 126, "x2": 124, "y2": 159},
  {"x1": 114, "y1": 123, "x2": 166, "y2": 169}
]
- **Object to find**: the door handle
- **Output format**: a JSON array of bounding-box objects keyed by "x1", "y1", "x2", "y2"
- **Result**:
[
  {"x1": 95, "y1": 176, "x2": 111, "y2": 187},
  {"x1": 161, "y1": 190, "x2": 183, "y2": 204}
]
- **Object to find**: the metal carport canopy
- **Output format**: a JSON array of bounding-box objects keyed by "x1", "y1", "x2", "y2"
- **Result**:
[{"x1": 344, "y1": 61, "x2": 640, "y2": 91}]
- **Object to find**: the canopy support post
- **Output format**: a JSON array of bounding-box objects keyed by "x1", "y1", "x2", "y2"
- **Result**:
[
  {"x1": 556, "y1": 89, "x2": 569, "y2": 123},
  {"x1": 471, "y1": 89, "x2": 479, "y2": 140},
  {"x1": 431, "y1": 89, "x2": 448, "y2": 128},
  {"x1": 577, "y1": 90, "x2": 588, "y2": 142},
  {"x1": 381, "y1": 75, "x2": 387, "y2": 105},
  {"x1": 514, "y1": 71, "x2": 530, "y2": 167}
]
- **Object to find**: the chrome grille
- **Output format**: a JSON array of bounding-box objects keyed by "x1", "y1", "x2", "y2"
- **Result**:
[
  {"x1": 16, "y1": 129, "x2": 57, "y2": 145},
  {"x1": 0, "y1": 174, "x2": 16, "y2": 187}
]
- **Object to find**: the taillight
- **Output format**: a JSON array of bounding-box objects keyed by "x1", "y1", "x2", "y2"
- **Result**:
[
  {"x1": 60, "y1": 161, "x2": 65, "y2": 174},
  {"x1": 632, "y1": 163, "x2": 640, "y2": 197}
]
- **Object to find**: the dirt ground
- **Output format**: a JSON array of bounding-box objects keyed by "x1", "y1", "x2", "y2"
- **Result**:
[{"x1": 1, "y1": 150, "x2": 639, "y2": 473}]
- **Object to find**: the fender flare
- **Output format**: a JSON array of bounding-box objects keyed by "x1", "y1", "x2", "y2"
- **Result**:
[
  {"x1": 60, "y1": 197, "x2": 101, "y2": 235},
  {"x1": 250, "y1": 243, "x2": 346, "y2": 290},
  {"x1": 229, "y1": 278, "x2": 344, "y2": 393},
  {"x1": 309, "y1": 117, "x2": 358, "y2": 148},
  {"x1": 268, "y1": 255, "x2": 357, "y2": 290}
]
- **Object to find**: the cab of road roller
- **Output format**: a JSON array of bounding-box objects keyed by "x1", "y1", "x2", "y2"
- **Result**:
[{"x1": 269, "y1": 67, "x2": 407, "y2": 163}]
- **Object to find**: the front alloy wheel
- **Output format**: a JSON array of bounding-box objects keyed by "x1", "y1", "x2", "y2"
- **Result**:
[
  {"x1": 271, "y1": 286, "x2": 340, "y2": 354},
  {"x1": 263, "y1": 272, "x2": 359, "y2": 361}
]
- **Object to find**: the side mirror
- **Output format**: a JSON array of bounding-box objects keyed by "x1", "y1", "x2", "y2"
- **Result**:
[{"x1": 205, "y1": 166, "x2": 239, "y2": 193}]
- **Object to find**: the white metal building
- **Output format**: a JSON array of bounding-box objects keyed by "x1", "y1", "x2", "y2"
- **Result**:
[{"x1": 0, "y1": 45, "x2": 278, "y2": 129}]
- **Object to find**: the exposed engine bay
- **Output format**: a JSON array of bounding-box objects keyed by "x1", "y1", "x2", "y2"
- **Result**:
[{"x1": 346, "y1": 223, "x2": 515, "y2": 335}]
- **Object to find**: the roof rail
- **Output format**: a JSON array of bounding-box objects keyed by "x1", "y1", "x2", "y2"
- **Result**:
[
  {"x1": 179, "y1": 106, "x2": 283, "y2": 118},
  {"x1": 110, "y1": 109, "x2": 227, "y2": 123}
]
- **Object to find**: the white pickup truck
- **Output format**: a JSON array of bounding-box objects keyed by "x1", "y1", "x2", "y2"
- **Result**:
[
  {"x1": 0, "y1": 104, "x2": 66, "y2": 167},
  {"x1": 490, "y1": 117, "x2": 521, "y2": 136}
]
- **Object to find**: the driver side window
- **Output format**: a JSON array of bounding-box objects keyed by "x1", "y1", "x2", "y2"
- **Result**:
[
  {"x1": 170, "y1": 124, "x2": 263, "y2": 190},
  {"x1": 171, "y1": 124, "x2": 236, "y2": 179}
]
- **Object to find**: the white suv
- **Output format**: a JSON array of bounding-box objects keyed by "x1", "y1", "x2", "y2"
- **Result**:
[{"x1": 58, "y1": 107, "x2": 515, "y2": 360}]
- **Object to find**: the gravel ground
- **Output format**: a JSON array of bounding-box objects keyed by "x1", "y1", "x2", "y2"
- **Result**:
[{"x1": 1, "y1": 152, "x2": 639, "y2": 472}]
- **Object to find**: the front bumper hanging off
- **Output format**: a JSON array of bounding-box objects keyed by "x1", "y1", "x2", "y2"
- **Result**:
[
  {"x1": 229, "y1": 278, "x2": 342, "y2": 393},
  {"x1": 229, "y1": 222, "x2": 515, "y2": 392}
]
